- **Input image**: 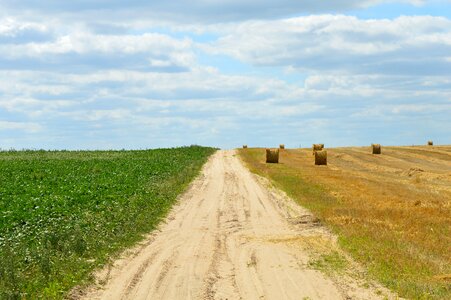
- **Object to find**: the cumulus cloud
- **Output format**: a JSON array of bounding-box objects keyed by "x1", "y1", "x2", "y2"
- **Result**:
[
  {"x1": 0, "y1": 22, "x2": 195, "y2": 72},
  {"x1": 206, "y1": 15, "x2": 451, "y2": 76},
  {"x1": 0, "y1": 18, "x2": 54, "y2": 44}
]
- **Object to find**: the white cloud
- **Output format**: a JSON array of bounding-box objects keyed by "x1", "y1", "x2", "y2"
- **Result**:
[
  {"x1": 205, "y1": 15, "x2": 451, "y2": 75},
  {"x1": 25, "y1": 33, "x2": 192, "y2": 56},
  {"x1": 0, "y1": 17, "x2": 48, "y2": 37},
  {"x1": 0, "y1": 120, "x2": 43, "y2": 132},
  {"x1": 0, "y1": 28, "x2": 195, "y2": 72}
]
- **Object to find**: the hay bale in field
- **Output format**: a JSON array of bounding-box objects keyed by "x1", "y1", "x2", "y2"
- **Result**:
[
  {"x1": 315, "y1": 150, "x2": 327, "y2": 165},
  {"x1": 279, "y1": 144, "x2": 285, "y2": 149},
  {"x1": 312, "y1": 144, "x2": 324, "y2": 154},
  {"x1": 312, "y1": 144, "x2": 323, "y2": 151},
  {"x1": 428, "y1": 140, "x2": 433, "y2": 146},
  {"x1": 243, "y1": 145, "x2": 248, "y2": 149},
  {"x1": 266, "y1": 148, "x2": 279, "y2": 163},
  {"x1": 372, "y1": 144, "x2": 381, "y2": 154}
]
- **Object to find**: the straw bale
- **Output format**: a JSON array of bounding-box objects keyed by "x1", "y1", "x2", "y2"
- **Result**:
[
  {"x1": 315, "y1": 150, "x2": 327, "y2": 165},
  {"x1": 372, "y1": 144, "x2": 381, "y2": 154},
  {"x1": 266, "y1": 148, "x2": 279, "y2": 163},
  {"x1": 313, "y1": 144, "x2": 323, "y2": 151}
]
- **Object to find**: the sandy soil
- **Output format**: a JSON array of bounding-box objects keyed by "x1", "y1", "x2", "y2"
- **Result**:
[{"x1": 81, "y1": 150, "x2": 393, "y2": 300}]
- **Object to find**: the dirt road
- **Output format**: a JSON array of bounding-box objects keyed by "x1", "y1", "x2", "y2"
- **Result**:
[{"x1": 82, "y1": 150, "x2": 388, "y2": 300}]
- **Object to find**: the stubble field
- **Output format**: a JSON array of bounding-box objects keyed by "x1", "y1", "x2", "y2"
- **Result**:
[{"x1": 239, "y1": 145, "x2": 451, "y2": 299}]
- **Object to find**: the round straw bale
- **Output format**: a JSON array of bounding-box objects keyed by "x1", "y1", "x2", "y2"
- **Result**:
[
  {"x1": 312, "y1": 144, "x2": 323, "y2": 151},
  {"x1": 315, "y1": 150, "x2": 327, "y2": 165},
  {"x1": 279, "y1": 144, "x2": 285, "y2": 149},
  {"x1": 428, "y1": 140, "x2": 433, "y2": 146},
  {"x1": 372, "y1": 144, "x2": 381, "y2": 154},
  {"x1": 243, "y1": 145, "x2": 248, "y2": 149},
  {"x1": 266, "y1": 148, "x2": 279, "y2": 163}
]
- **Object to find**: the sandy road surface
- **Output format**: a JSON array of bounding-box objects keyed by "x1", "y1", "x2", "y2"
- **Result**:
[{"x1": 82, "y1": 150, "x2": 387, "y2": 300}]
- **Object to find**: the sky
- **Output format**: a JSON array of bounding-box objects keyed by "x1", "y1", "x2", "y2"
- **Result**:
[{"x1": 0, "y1": 0, "x2": 450, "y2": 150}]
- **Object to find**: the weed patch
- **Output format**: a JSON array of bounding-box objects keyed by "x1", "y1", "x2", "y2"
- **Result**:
[{"x1": 308, "y1": 251, "x2": 347, "y2": 274}]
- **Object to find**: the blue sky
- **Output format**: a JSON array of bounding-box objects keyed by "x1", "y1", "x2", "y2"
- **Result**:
[{"x1": 0, "y1": 0, "x2": 450, "y2": 149}]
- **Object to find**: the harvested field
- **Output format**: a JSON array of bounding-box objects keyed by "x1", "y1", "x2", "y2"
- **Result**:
[{"x1": 239, "y1": 145, "x2": 451, "y2": 299}]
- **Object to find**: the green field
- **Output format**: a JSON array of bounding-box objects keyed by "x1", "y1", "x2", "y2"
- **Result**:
[{"x1": 0, "y1": 146, "x2": 215, "y2": 299}]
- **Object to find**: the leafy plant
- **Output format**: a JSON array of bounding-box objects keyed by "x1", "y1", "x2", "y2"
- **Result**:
[{"x1": 0, "y1": 146, "x2": 215, "y2": 299}]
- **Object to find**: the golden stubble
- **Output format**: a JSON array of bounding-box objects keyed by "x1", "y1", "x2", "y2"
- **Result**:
[{"x1": 239, "y1": 145, "x2": 451, "y2": 298}]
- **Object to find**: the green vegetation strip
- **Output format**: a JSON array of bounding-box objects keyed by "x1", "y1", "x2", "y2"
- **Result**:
[
  {"x1": 239, "y1": 148, "x2": 450, "y2": 300},
  {"x1": 0, "y1": 146, "x2": 215, "y2": 299}
]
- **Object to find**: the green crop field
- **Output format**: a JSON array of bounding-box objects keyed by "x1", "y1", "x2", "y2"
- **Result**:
[{"x1": 0, "y1": 146, "x2": 215, "y2": 299}]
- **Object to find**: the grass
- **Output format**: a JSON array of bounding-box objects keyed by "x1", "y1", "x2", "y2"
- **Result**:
[
  {"x1": 308, "y1": 251, "x2": 348, "y2": 275},
  {"x1": 0, "y1": 146, "x2": 216, "y2": 299},
  {"x1": 239, "y1": 147, "x2": 451, "y2": 299}
]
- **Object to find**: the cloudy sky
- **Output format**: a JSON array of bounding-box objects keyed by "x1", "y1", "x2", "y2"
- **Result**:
[{"x1": 1, "y1": 0, "x2": 450, "y2": 149}]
